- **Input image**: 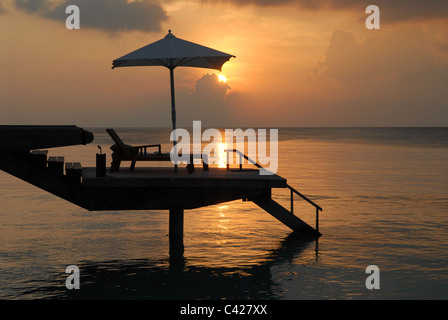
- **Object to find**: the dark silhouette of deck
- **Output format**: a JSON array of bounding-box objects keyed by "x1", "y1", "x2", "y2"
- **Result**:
[{"x1": 0, "y1": 125, "x2": 322, "y2": 253}]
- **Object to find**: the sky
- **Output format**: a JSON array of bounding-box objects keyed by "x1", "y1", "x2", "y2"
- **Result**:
[{"x1": 1, "y1": 0, "x2": 448, "y2": 127}]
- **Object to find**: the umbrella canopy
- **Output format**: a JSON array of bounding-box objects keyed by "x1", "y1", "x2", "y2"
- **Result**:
[
  {"x1": 112, "y1": 30, "x2": 235, "y2": 170},
  {"x1": 112, "y1": 30, "x2": 235, "y2": 71}
]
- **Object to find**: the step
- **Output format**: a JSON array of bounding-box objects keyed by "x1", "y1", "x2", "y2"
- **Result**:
[
  {"x1": 29, "y1": 150, "x2": 48, "y2": 168},
  {"x1": 66, "y1": 162, "x2": 82, "y2": 171},
  {"x1": 65, "y1": 162, "x2": 82, "y2": 184},
  {"x1": 253, "y1": 198, "x2": 321, "y2": 237},
  {"x1": 47, "y1": 156, "x2": 65, "y2": 175}
]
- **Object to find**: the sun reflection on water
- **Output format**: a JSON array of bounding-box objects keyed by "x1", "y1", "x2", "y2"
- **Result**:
[{"x1": 217, "y1": 143, "x2": 227, "y2": 168}]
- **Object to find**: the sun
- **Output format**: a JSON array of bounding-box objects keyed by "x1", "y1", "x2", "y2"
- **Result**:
[
  {"x1": 217, "y1": 142, "x2": 227, "y2": 168},
  {"x1": 218, "y1": 74, "x2": 227, "y2": 83}
]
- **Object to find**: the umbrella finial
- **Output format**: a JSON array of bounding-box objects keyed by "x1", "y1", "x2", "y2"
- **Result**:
[{"x1": 165, "y1": 29, "x2": 175, "y2": 38}]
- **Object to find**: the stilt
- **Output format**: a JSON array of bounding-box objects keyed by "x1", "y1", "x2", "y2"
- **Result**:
[{"x1": 169, "y1": 208, "x2": 184, "y2": 255}]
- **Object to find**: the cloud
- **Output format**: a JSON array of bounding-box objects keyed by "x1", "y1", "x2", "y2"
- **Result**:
[
  {"x1": 177, "y1": 73, "x2": 233, "y2": 127},
  {"x1": 205, "y1": 0, "x2": 448, "y2": 23},
  {"x1": 318, "y1": 29, "x2": 441, "y2": 85},
  {"x1": 12, "y1": 0, "x2": 169, "y2": 33},
  {"x1": 437, "y1": 41, "x2": 448, "y2": 53},
  {"x1": 311, "y1": 28, "x2": 448, "y2": 125},
  {"x1": 192, "y1": 73, "x2": 231, "y2": 99},
  {"x1": 0, "y1": 2, "x2": 7, "y2": 14}
]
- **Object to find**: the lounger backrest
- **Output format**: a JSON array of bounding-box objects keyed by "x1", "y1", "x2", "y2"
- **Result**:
[{"x1": 106, "y1": 128, "x2": 127, "y2": 150}]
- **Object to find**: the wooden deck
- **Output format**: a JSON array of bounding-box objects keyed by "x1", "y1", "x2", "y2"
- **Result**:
[
  {"x1": 82, "y1": 167, "x2": 287, "y2": 189},
  {"x1": 0, "y1": 125, "x2": 321, "y2": 241},
  {"x1": 76, "y1": 166, "x2": 288, "y2": 211}
]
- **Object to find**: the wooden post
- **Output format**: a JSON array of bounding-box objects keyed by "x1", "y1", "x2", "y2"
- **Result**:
[
  {"x1": 169, "y1": 208, "x2": 184, "y2": 254},
  {"x1": 239, "y1": 153, "x2": 243, "y2": 171},
  {"x1": 187, "y1": 154, "x2": 194, "y2": 173},
  {"x1": 316, "y1": 208, "x2": 319, "y2": 233},
  {"x1": 202, "y1": 154, "x2": 209, "y2": 171},
  {"x1": 290, "y1": 188, "x2": 294, "y2": 214},
  {"x1": 169, "y1": 64, "x2": 178, "y2": 173}
]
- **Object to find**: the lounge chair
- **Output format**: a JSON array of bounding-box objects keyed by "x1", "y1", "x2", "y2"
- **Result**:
[{"x1": 106, "y1": 128, "x2": 171, "y2": 172}]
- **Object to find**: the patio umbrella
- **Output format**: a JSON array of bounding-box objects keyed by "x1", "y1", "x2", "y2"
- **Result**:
[{"x1": 112, "y1": 30, "x2": 235, "y2": 170}]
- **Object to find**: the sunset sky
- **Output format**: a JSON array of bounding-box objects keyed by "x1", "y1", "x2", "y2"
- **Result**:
[{"x1": 1, "y1": 0, "x2": 448, "y2": 127}]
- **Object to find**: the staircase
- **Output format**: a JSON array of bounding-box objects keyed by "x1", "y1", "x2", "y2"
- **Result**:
[
  {"x1": 224, "y1": 149, "x2": 323, "y2": 237},
  {"x1": 253, "y1": 196, "x2": 321, "y2": 237}
]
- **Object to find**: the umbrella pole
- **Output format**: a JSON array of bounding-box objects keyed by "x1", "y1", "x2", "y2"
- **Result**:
[{"x1": 170, "y1": 66, "x2": 178, "y2": 172}]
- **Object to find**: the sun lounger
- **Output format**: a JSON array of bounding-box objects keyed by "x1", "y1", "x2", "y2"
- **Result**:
[{"x1": 106, "y1": 128, "x2": 171, "y2": 172}]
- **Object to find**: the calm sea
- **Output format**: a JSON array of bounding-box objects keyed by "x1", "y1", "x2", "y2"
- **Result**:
[{"x1": 0, "y1": 127, "x2": 447, "y2": 300}]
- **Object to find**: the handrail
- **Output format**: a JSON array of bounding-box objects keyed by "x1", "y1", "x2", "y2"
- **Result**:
[
  {"x1": 287, "y1": 185, "x2": 322, "y2": 211},
  {"x1": 225, "y1": 148, "x2": 323, "y2": 232},
  {"x1": 287, "y1": 184, "x2": 323, "y2": 233},
  {"x1": 224, "y1": 149, "x2": 263, "y2": 170}
]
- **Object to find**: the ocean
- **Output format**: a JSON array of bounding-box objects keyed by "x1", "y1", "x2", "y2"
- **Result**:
[{"x1": 0, "y1": 127, "x2": 447, "y2": 300}]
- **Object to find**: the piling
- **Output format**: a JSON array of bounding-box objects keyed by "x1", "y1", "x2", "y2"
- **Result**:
[{"x1": 169, "y1": 208, "x2": 184, "y2": 254}]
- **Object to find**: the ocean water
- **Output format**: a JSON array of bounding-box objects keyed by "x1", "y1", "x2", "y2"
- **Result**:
[{"x1": 0, "y1": 127, "x2": 447, "y2": 300}]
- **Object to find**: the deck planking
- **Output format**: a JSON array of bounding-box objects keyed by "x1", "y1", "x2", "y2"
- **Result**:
[{"x1": 81, "y1": 166, "x2": 287, "y2": 189}]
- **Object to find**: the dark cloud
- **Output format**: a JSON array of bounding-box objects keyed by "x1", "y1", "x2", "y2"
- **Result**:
[
  {"x1": 318, "y1": 29, "x2": 440, "y2": 84},
  {"x1": 13, "y1": 0, "x2": 168, "y2": 33},
  {"x1": 0, "y1": 2, "x2": 7, "y2": 14},
  {"x1": 177, "y1": 73, "x2": 232, "y2": 127},
  {"x1": 193, "y1": 73, "x2": 231, "y2": 99},
  {"x1": 312, "y1": 28, "x2": 448, "y2": 125},
  {"x1": 206, "y1": 0, "x2": 448, "y2": 22},
  {"x1": 14, "y1": 0, "x2": 49, "y2": 13},
  {"x1": 437, "y1": 41, "x2": 448, "y2": 53}
]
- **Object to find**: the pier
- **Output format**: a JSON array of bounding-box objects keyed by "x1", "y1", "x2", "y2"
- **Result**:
[{"x1": 0, "y1": 125, "x2": 322, "y2": 254}]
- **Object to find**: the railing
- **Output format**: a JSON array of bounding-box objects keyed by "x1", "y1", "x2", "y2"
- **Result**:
[
  {"x1": 287, "y1": 184, "x2": 323, "y2": 233},
  {"x1": 224, "y1": 149, "x2": 263, "y2": 171},
  {"x1": 224, "y1": 148, "x2": 323, "y2": 232}
]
